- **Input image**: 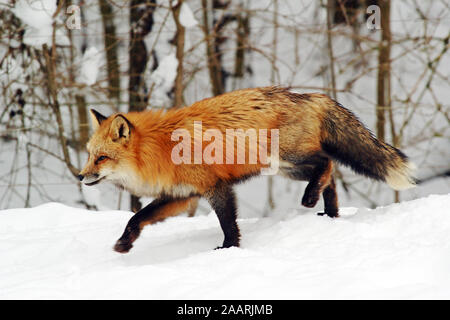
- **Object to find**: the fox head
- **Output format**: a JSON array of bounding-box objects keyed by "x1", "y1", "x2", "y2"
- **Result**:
[{"x1": 78, "y1": 109, "x2": 136, "y2": 187}]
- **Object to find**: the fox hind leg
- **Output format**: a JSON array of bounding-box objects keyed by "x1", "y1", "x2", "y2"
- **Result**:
[
  {"x1": 280, "y1": 154, "x2": 330, "y2": 208},
  {"x1": 282, "y1": 154, "x2": 338, "y2": 216},
  {"x1": 204, "y1": 181, "x2": 240, "y2": 249},
  {"x1": 301, "y1": 157, "x2": 333, "y2": 208},
  {"x1": 317, "y1": 176, "x2": 339, "y2": 218}
]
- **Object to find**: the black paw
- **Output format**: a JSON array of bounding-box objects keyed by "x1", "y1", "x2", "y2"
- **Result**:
[
  {"x1": 317, "y1": 211, "x2": 339, "y2": 218},
  {"x1": 215, "y1": 241, "x2": 239, "y2": 250},
  {"x1": 302, "y1": 192, "x2": 320, "y2": 208},
  {"x1": 214, "y1": 245, "x2": 237, "y2": 250},
  {"x1": 114, "y1": 239, "x2": 133, "y2": 253}
]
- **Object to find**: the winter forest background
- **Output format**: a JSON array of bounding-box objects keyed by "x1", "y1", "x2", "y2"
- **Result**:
[{"x1": 0, "y1": 0, "x2": 449, "y2": 215}]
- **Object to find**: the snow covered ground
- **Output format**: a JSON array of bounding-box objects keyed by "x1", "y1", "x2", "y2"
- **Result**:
[{"x1": 1, "y1": 193, "x2": 449, "y2": 299}]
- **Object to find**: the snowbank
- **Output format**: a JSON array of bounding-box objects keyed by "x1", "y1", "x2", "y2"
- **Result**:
[
  {"x1": 179, "y1": 2, "x2": 198, "y2": 28},
  {"x1": 78, "y1": 47, "x2": 101, "y2": 86},
  {"x1": 0, "y1": 194, "x2": 449, "y2": 299},
  {"x1": 12, "y1": 0, "x2": 69, "y2": 47}
]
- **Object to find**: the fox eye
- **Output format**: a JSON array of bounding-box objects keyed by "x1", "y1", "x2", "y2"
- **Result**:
[{"x1": 95, "y1": 155, "x2": 108, "y2": 164}]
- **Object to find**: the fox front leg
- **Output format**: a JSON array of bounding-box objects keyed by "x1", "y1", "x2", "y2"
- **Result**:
[{"x1": 114, "y1": 197, "x2": 194, "y2": 253}]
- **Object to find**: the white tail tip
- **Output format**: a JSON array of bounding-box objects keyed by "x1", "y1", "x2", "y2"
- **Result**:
[{"x1": 386, "y1": 161, "x2": 417, "y2": 190}]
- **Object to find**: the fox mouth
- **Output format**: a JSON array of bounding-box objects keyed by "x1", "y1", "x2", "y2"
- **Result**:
[{"x1": 84, "y1": 176, "x2": 105, "y2": 186}]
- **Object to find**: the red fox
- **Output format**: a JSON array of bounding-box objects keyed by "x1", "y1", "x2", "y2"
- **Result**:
[{"x1": 79, "y1": 86, "x2": 416, "y2": 253}]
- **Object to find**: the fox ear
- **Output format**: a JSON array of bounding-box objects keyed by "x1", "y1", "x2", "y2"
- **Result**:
[
  {"x1": 110, "y1": 114, "x2": 133, "y2": 143},
  {"x1": 90, "y1": 109, "x2": 107, "y2": 130}
]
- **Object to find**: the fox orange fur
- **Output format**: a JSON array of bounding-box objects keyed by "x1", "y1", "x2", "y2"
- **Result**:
[{"x1": 79, "y1": 86, "x2": 416, "y2": 253}]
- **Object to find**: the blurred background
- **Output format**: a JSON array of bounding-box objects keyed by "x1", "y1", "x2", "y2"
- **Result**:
[{"x1": 0, "y1": 0, "x2": 449, "y2": 216}]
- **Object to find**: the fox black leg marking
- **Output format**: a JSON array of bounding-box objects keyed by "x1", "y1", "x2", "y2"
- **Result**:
[
  {"x1": 114, "y1": 197, "x2": 171, "y2": 253},
  {"x1": 114, "y1": 195, "x2": 200, "y2": 253},
  {"x1": 318, "y1": 177, "x2": 339, "y2": 218},
  {"x1": 205, "y1": 182, "x2": 240, "y2": 249},
  {"x1": 301, "y1": 157, "x2": 331, "y2": 208}
]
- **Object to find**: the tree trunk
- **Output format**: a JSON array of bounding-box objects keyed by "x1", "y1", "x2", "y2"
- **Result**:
[
  {"x1": 43, "y1": 42, "x2": 79, "y2": 178},
  {"x1": 233, "y1": 9, "x2": 249, "y2": 79},
  {"x1": 171, "y1": 0, "x2": 185, "y2": 108},
  {"x1": 128, "y1": 0, "x2": 156, "y2": 212},
  {"x1": 267, "y1": 1, "x2": 278, "y2": 212},
  {"x1": 326, "y1": 0, "x2": 337, "y2": 100},
  {"x1": 232, "y1": 3, "x2": 251, "y2": 90},
  {"x1": 99, "y1": 0, "x2": 121, "y2": 103},
  {"x1": 376, "y1": 1, "x2": 396, "y2": 202},
  {"x1": 65, "y1": 1, "x2": 89, "y2": 151},
  {"x1": 376, "y1": 0, "x2": 391, "y2": 142},
  {"x1": 201, "y1": 0, "x2": 227, "y2": 96},
  {"x1": 129, "y1": 0, "x2": 156, "y2": 113}
]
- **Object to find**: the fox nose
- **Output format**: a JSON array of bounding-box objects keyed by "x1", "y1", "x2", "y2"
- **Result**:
[{"x1": 77, "y1": 174, "x2": 84, "y2": 181}]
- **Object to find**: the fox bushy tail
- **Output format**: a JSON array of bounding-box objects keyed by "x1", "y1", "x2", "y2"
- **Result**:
[{"x1": 320, "y1": 101, "x2": 416, "y2": 190}]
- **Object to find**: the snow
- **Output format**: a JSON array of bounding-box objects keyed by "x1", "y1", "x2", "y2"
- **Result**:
[
  {"x1": 1, "y1": 194, "x2": 449, "y2": 299},
  {"x1": 78, "y1": 47, "x2": 101, "y2": 86},
  {"x1": 12, "y1": 0, "x2": 69, "y2": 47},
  {"x1": 12, "y1": 0, "x2": 56, "y2": 30},
  {"x1": 179, "y1": 2, "x2": 198, "y2": 28},
  {"x1": 150, "y1": 53, "x2": 178, "y2": 89},
  {"x1": 81, "y1": 184, "x2": 109, "y2": 211},
  {"x1": 149, "y1": 53, "x2": 179, "y2": 105}
]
